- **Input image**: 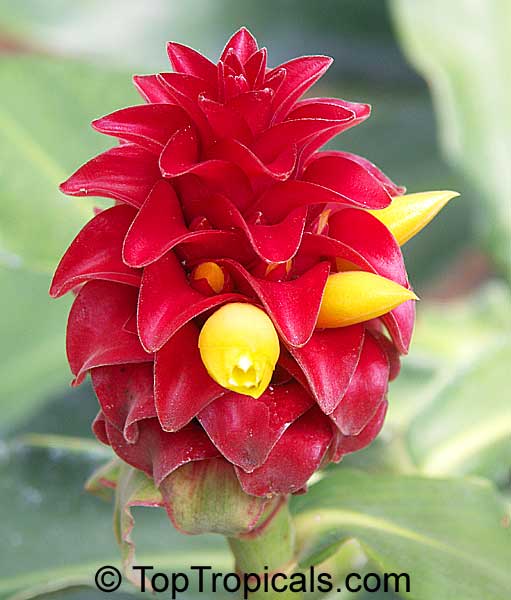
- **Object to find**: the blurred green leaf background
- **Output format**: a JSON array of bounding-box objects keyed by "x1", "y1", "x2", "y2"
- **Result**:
[{"x1": 0, "y1": 1, "x2": 509, "y2": 599}]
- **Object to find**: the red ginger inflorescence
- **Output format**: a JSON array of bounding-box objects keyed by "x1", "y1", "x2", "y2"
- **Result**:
[{"x1": 51, "y1": 28, "x2": 432, "y2": 502}]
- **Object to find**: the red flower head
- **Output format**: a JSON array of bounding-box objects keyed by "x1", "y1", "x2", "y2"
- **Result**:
[{"x1": 51, "y1": 28, "x2": 456, "y2": 502}]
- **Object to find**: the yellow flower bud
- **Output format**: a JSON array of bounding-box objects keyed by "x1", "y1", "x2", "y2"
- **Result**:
[
  {"x1": 192, "y1": 261, "x2": 225, "y2": 293},
  {"x1": 368, "y1": 190, "x2": 459, "y2": 245},
  {"x1": 198, "y1": 303, "x2": 280, "y2": 398},
  {"x1": 317, "y1": 271, "x2": 418, "y2": 328},
  {"x1": 316, "y1": 208, "x2": 331, "y2": 235},
  {"x1": 264, "y1": 260, "x2": 292, "y2": 278}
]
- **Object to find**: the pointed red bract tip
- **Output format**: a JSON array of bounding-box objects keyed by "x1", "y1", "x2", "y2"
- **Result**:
[{"x1": 220, "y1": 27, "x2": 259, "y2": 64}]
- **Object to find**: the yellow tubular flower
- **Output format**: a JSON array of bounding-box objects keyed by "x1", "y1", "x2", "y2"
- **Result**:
[
  {"x1": 316, "y1": 271, "x2": 418, "y2": 328},
  {"x1": 198, "y1": 303, "x2": 280, "y2": 398},
  {"x1": 368, "y1": 190, "x2": 459, "y2": 245}
]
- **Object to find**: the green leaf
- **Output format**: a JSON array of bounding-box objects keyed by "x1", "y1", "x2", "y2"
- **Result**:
[
  {"x1": 387, "y1": 283, "x2": 511, "y2": 430},
  {"x1": 0, "y1": 55, "x2": 138, "y2": 272},
  {"x1": 391, "y1": 0, "x2": 511, "y2": 275},
  {"x1": 0, "y1": 444, "x2": 230, "y2": 599},
  {"x1": 410, "y1": 283, "x2": 511, "y2": 366},
  {"x1": 406, "y1": 339, "x2": 511, "y2": 483},
  {"x1": 380, "y1": 284, "x2": 511, "y2": 484},
  {"x1": 0, "y1": 267, "x2": 72, "y2": 431},
  {"x1": 292, "y1": 469, "x2": 511, "y2": 600}
]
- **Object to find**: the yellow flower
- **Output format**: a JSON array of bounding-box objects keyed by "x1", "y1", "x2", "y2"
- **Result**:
[
  {"x1": 198, "y1": 303, "x2": 280, "y2": 398},
  {"x1": 369, "y1": 190, "x2": 459, "y2": 245},
  {"x1": 317, "y1": 271, "x2": 418, "y2": 328}
]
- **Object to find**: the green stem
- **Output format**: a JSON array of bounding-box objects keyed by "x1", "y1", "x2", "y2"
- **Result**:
[{"x1": 228, "y1": 498, "x2": 300, "y2": 599}]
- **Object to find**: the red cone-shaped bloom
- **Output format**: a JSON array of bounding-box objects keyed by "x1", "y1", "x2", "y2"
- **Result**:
[{"x1": 52, "y1": 28, "x2": 416, "y2": 500}]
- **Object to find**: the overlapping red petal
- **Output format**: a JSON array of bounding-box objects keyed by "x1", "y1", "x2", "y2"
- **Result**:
[
  {"x1": 330, "y1": 331, "x2": 389, "y2": 435},
  {"x1": 66, "y1": 281, "x2": 150, "y2": 385},
  {"x1": 60, "y1": 144, "x2": 160, "y2": 207},
  {"x1": 154, "y1": 323, "x2": 225, "y2": 431},
  {"x1": 55, "y1": 28, "x2": 415, "y2": 499},
  {"x1": 50, "y1": 205, "x2": 140, "y2": 297},
  {"x1": 91, "y1": 362, "x2": 155, "y2": 443},
  {"x1": 235, "y1": 407, "x2": 334, "y2": 496},
  {"x1": 198, "y1": 382, "x2": 313, "y2": 473}
]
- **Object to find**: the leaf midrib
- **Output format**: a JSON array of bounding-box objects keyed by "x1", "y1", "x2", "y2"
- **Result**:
[
  {"x1": 421, "y1": 415, "x2": 511, "y2": 474},
  {"x1": 0, "y1": 106, "x2": 66, "y2": 185},
  {"x1": 295, "y1": 508, "x2": 510, "y2": 586}
]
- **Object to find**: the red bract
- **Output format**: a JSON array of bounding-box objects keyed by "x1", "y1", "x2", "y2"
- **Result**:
[{"x1": 52, "y1": 28, "x2": 414, "y2": 499}]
